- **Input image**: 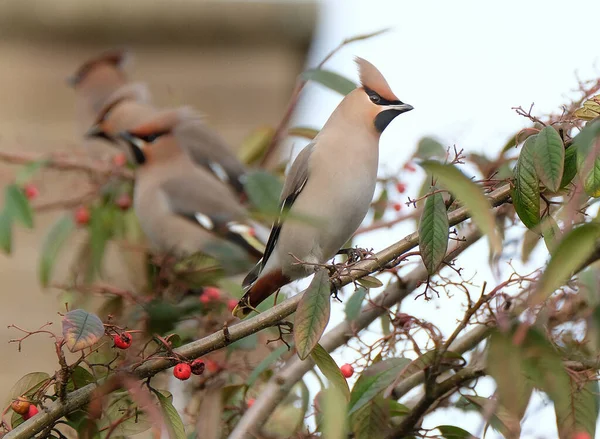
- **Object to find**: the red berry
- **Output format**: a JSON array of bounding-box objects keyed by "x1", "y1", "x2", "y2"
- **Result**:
[
  {"x1": 22, "y1": 404, "x2": 38, "y2": 420},
  {"x1": 227, "y1": 299, "x2": 238, "y2": 312},
  {"x1": 191, "y1": 359, "x2": 205, "y2": 375},
  {"x1": 204, "y1": 287, "x2": 221, "y2": 300},
  {"x1": 205, "y1": 359, "x2": 219, "y2": 373},
  {"x1": 395, "y1": 182, "x2": 407, "y2": 193},
  {"x1": 112, "y1": 153, "x2": 127, "y2": 167},
  {"x1": 113, "y1": 333, "x2": 132, "y2": 349},
  {"x1": 247, "y1": 398, "x2": 255, "y2": 408},
  {"x1": 23, "y1": 184, "x2": 39, "y2": 200},
  {"x1": 11, "y1": 396, "x2": 30, "y2": 415},
  {"x1": 173, "y1": 363, "x2": 192, "y2": 380},
  {"x1": 115, "y1": 193, "x2": 132, "y2": 210},
  {"x1": 393, "y1": 203, "x2": 402, "y2": 212},
  {"x1": 403, "y1": 162, "x2": 417, "y2": 172},
  {"x1": 200, "y1": 295, "x2": 211, "y2": 304},
  {"x1": 571, "y1": 433, "x2": 592, "y2": 439},
  {"x1": 74, "y1": 206, "x2": 90, "y2": 226},
  {"x1": 340, "y1": 363, "x2": 354, "y2": 378}
]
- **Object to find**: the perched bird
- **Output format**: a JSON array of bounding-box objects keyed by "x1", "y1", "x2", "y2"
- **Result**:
[
  {"x1": 89, "y1": 106, "x2": 248, "y2": 198},
  {"x1": 233, "y1": 57, "x2": 413, "y2": 318},
  {"x1": 101, "y1": 117, "x2": 263, "y2": 261},
  {"x1": 68, "y1": 49, "x2": 130, "y2": 133}
]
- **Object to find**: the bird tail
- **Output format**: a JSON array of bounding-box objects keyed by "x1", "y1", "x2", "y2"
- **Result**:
[{"x1": 232, "y1": 269, "x2": 290, "y2": 319}]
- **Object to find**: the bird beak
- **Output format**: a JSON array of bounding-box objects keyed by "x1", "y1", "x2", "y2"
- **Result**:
[
  {"x1": 85, "y1": 124, "x2": 113, "y2": 142},
  {"x1": 386, "y1": 103, "x2": 414, "y2": 114}
]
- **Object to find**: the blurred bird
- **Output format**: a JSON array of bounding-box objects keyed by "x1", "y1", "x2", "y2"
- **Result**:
[
  {"x1": 89, "y1": 106, "x2": 248, "y2": 198},
  {"x1": 103, "y1": 117, "x2": 264, "y2": 261},
  {"x1": 68, "y1": 49, "x2": 130, "y2": 133},
  {"x1": 233, "y1": 57, "x2": 413, "y2": 318}
]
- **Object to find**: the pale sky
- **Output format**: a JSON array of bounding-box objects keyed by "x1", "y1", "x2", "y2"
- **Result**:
[{"x1": 289, "y1": 1, "x2": 600, "y2": 437}]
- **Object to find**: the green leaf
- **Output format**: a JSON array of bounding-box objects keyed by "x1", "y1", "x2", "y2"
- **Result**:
[
  {"x1": 66, "y1": 366, "x2": 95, "y2": 392},
  {"x1": 420, "y1": 161, "x2": 501, "y2": 253},
  {"x1": 244, "y1": 170, "x2": 283, "y2": 215},
  {"x1": 487, "y1": 330, "x2": 533, "y2": 427},
  {"x1": 100, "y1": 396, "x2": 151, "y2": 437},
  {"x1": 389, "y1": 400, "x2": 410, "y2": 417},
  {"x1": 350, "y1": 395, "x2": 389, "y2": 439},
  {"x1": 560, "y1": 146, "x2": 578, "y2": 189},
  {"x1": 356, "y1": 275, "x2": 383, "y2": 289},
  {"x1": 414, "y1": 137, "x2": 446, "y2": 160},
  {"x1": 89, "y1": 206, "x2": 114, "y2": 280},
  {"x1": 311, "y1": 343, "x2": 350, "y2": 401},
  {"x1": 419, "y1": 189, "x2": 449, "y2": 274},
  {"x1": 541, "y1": 216, "x2": 561, "y2": 253},
  {"x1": 294, "y1": 270, "x2": 331, "y2": 359},
  {"x1": 437, "y1": 425, "x2": 475, "y2": 439},
  {"x1": 62, "y1": 309, "x2": 105, "y2": 352},
  {"x1": 321, "y1": 387, "x2": 348, "y2": 439},
  {"x1": 521, "y1": 228, "x2": 541, "y2": 263},
  {"x1": 372, "y1": 188, "x2": 388, "y2": 222},
  {"x1": 575, "y1": 119, "x2": 600, "y2": 158},
  {"x1": 156, "y1": 391, "x2": 186, "y2": 439},
  {"x1": 0, "y1": 211, "x2": 12, "y2": 253},
  {"x1": 302, "y1": 69, "x2": 357, "y2": 95},
  {"x1": 345, "y1": 287, "x2": 367, "y2": 323},
  {"x1": 348, "y1": 358, "x2": 411, "y2": 415},
  {"x1": 247, "y1": 344, "x2": 290, "y2": 388},
  {"x1": 534, "y1": 126, "x2": 565, "y2": 192},
  {"x1": 15, "y1": 160, "x2": 48, "y2": 185},
  {"x1": 512, "y1": 136, "x2": 540, "y2": 229},
  {"x1": 5, "y1": 372, "x2": 50, "y2": 406},
  {"x1": 39, "y1": 214, "x2": 75, "y2": 287},
  {"x1": 532, "y1": 223, "x2": 600, "y2": 305},
  {"x1": 4, "y1": 184, "x2": 34, "y2": 228},
  {"x1": 556, "y1": 376, "x2": 599, "y2": 439},
  {"x1": 458, "y1": 395, "x2": 517, "y2": 438},
  {"x1": 288, "y1": 126, "x2": 320, "y2": 140},
  {"x1": 238, "y1": 126, "x2": 274, "y2": 165},
  {"x1": 583, "y1": 154, "x2": 600, "y2": 198}
]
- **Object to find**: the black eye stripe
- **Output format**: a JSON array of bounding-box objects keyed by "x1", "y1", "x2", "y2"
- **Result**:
[
  {"x1": 364, "y1": 87, "x2": 403, "y2": 106},
  {"x1": 138, "y1": 131, "x2": 169, "y2": 143}
]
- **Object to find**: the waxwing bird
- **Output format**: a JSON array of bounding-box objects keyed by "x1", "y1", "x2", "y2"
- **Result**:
[
  {"x1": 89, "y1": 107, "x2": 248, "y2": 199},
  {"x1": 68, "y1": 49, "x2": 130, "y2": 133},
  {"x1": 108, "y1": 119, "x2": 263, "y2": 262},
  {"x1": 85, "y1": 82, "x2": 158, "y2": 144},
  {"x1": 233, "y1": 57, "x2": 413, "y2": 318}
]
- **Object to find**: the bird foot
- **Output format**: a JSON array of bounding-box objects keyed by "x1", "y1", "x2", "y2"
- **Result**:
[{"x1": 336, "y1": 247, "x2": 374, "y2": 263}]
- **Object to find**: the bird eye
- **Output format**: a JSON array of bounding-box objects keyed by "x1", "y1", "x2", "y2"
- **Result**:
[
  {"x1": 140, "y1": 133, "x2": 160, "y2": 143},
  {"x1": 369, "y1": 92, "x2": 381, "y2": 104}
]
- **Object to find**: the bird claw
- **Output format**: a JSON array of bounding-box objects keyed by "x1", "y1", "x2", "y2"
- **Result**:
[{"x1": 337, "y1": 247, "x2": 373, "y2": 263}]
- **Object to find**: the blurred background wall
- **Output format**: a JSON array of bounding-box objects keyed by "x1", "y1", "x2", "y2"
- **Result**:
[{"x1": 0, "y1": 0, "x2": 317, "y2": 399}]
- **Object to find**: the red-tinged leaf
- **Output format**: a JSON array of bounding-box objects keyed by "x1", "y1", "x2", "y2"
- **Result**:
[
  {"x1": 0, "y1": 211, "x2": 12, "y2": 254},
  {"x1": 5, "y1": 372, "x2": 50, "y2": 407},
  {"x1": 288, "y1": 126, "x2": 320, "y2": 140},
  {"x1": 350, "y1": 394, "x2": 390, "y2": 439},
  {"x1": 437, "y1": 425, "x2": 476, "y2": 439},
  {"x1": 419, "y1": 189, "x2": 449, "y2": 274},
  {"x1": 62, "y1": 309, "x2": 105, "y2": 352},
  {"x1": 534, "y1": 126, "x2": 565, "y2": 192},
  {"x1": 39, "y1": 214, "x2": 75, "y2": 287},
  {"x1": 155, "y1": 391, "x2": 186, "y2": 439},
  {"x1": 556, "y1": 376, "x2": 599, "y2": 439},
  {"x1": 531, "y1": 223, "x2": 600, "y2": 306},
  {"x1": 512, "y1": 136, "x2": 540, "y2": 229},
  {"x1": 4, "y1": 184, "x2": 34, "y2": 229},
  {"x1": 302, "y1": 69, "x2": 357, "y2": 95},
  {"x1": 574, "y1": 95, "x2": 600, "y2": 121},
  {"x1": 238, "y1": 126, "x2": 274, "y2": 165},
  {"x1": 420, "y1": 161, "x2": 501, "y2": 253},
  {"x1": 294, "y1": 270, "x2": 331, "y2": 359},
  {"x1": 311, "y1": 343, "x2": 350, "y2": 401},
  {"x1": 487, "y1": 330, "x2": 533, "y2": 430},
  {"x1": 348, "y1": 358, "x2": 411, "y2": 415}
]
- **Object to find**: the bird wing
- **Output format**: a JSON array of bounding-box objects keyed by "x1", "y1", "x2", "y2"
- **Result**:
[
  {"x1": 243, "y1": 143, "x2": 314, "y2": 288},
  {"x1": 176, "y1": 114, "x2": 247, "y2": 195},
  {"x1": 160, "y1": 177, "x2": 263, "y2": 258}
]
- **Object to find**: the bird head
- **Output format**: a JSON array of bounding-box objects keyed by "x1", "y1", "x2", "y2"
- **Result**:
[
  {"x1": 351, "y1": 57, "x2": 413, "y2": 134},
  {"x1": 67, "y1": 49, "x2": 129, "y2": 89}
]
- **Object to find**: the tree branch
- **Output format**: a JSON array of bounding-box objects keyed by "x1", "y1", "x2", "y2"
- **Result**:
[{"x1": 6, "y1": 184, "x2": 511, "y2": 439}]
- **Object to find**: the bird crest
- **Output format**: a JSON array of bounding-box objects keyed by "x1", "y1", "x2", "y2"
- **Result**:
[{"x1": 355, "y1": 56, "x2": 398, "y2": 102}]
